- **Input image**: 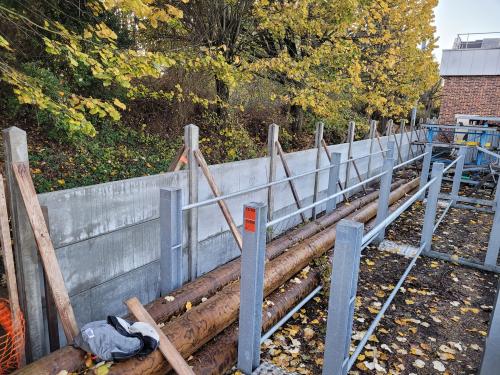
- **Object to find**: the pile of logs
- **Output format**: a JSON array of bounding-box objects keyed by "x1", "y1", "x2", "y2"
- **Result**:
[{"x1": 16, "y1": 177, "x2": 419, "y2": 375}]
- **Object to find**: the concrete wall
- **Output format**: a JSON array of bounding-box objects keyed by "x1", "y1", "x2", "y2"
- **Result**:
[{"x1": 26, "y1": 130, "x2": 420, "y2": 354}]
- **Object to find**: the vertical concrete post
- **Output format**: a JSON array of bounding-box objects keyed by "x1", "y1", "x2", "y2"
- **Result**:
[
  {"x1": 323, "y1": 220, "x2": 363, "y2": 375},
  {"x1": 420, "y1": 162, "x2": 444, "y2": 253},
  {"x1": 373, "y1": 143, "x2": 395, "y2": 245},
  {"x1": 313, "y1": 122, "x2": 324, "y2": 219},
  {"x1": 2, "y1": 127, "x2": 45, "y2": 360},
  {"x1": 160, "y1": 188, "x2": 183, "y2": 295},
  {"x1": 367, "y1": 120, "x2": 376, "y2": 178},
  {"x1": 485, "y1": 198, "x2": 500, "y2": 266},
  {"x1": 399, "y1": 119, "x2": 405, "y2": 164},
  {"x1": 237, "y1": 202, "x2": 267, "y2": 374},
  {"x1": 386, "y1": 119, "x2": 393, "y2": 137},
  {"x1": 326, "y1": 152, "x2": 342, "y2": 214},
  {"x1": 184, "y1": 124, "x2": 199, "y2": 281},
  {"x1": 408, "y1": 107, "x2": 417, "y2": 161},
  {"x1": 419, "y1": 143, "x2": 433, "y2": 198},
  {"x1": 451, "y1": 146, "x2": 467, "y2": 204},
  {"x1": 267, "y1": 124, "x2": 279, "y2": 225},
  {"x1": 344, "y1": 121, "x2": 355, "y2": 191}
]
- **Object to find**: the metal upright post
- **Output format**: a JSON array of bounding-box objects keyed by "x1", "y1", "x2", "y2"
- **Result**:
[
  {"x1": 185, "y1": 124, "x2": 199, "y2": 281},
  {"x1": 326, "y1": 152, "x2": 342, "y2": 214},
  {"x1": 479, "y1": 282, "x2": 500, "y2": 374},
  {"x1": 323, "y1": 220, "x2": 363, "y2": 375},
  {"x1": 267, "y1": 124, "x2": 279, "y2": 226},
  {"x1": 367, "y1": 120, "x2": 376, "y2": 178},
  {"x1": 373, "y1": 143, "x2": 395, "y2": 245},
  {"x1": 419, "y1": 143, "x2": 433, "y2": 199},
  {"x1": 237, "y1": 202, "x2": 267, "y2": 374},
  {"x1": 451, "y1": 146, "x2": 467, "y2": 204},
  {"x1": 485, "y1": 198, "x2": 500, "y2": 266},
  {"x1": 420, "y1": 162, "x2": 444, "y2": 253},
  {"x1": 345, "y1": 121, "x2": 355, "y2": 192},
  {"x1": 160, "y1": 188, "x2": 183, "y2": 295},
  {"x1": 313, "y1": 122, "x2": 324, "y2": 219}
]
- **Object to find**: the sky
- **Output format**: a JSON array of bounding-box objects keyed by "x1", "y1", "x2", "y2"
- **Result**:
[{"x1": 433, "y1": 0, "x2": 500, "y2": 63}]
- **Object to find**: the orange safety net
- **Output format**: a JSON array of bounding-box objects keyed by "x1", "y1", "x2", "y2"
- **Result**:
[{"x1": 0, "y1": 299, "x2": 24, "y2": 374}]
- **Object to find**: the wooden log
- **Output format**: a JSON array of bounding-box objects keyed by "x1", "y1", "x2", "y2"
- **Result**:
[
  {"x1": 12, "y1": 162, "x2": 78, "y2": 342},
  {"x1": 321, "y1": 139, "x2": 349, "y2": 202},
  {"x1": 276, "y1": 141, "x2": 307, "y2": 223},
  {"x1": 190, "y1": 190, "x2": 418, "y2": 375},
  {"x1": 193, "y1": 149, "x2": 243, "y2": 251},
  {"x1": 14, "y1": 178, "x2": 419, "y2": 375},
  {"x1": 0, "y1": 174, "x2": 25, "y2": 366},
  {"x1": 125, "y1": 298, "x2": 195, "y2": 375}
]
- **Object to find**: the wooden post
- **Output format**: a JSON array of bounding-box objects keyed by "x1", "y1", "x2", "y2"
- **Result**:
[
  {"x1": 184, "y1": 125, "x2": 199, "y2": 281},
  {"x1": 375, "y1": 131, "x2": 386, "y2": 157},
  {"x1": 313, "y1": 122, "x2": 324, "y2": 219},
  {"x1": 2, "y1": 127, "x2": 45, "y2": 360},
  {"x1": 194, "y1": 150, "x2": 243, "y2": 251},
  {"x1": 399, "y1": 119, "x2": 406, "y2": 164},
  {"x1": 0, "y1": 174, "x2": 25, "y2": 365},
  {"x1": 125, "y1": 297, "x2": 195, "y2": 375},
  {"x1": 12, "y1": 162, "x2": 78, "y2": 342},
  {"x1": 267, "y1": 124, "x2": 279, "y2": 229}
]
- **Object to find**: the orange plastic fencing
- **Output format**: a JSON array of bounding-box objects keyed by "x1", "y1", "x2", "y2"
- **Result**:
[{"x1": 0, "y1": 299, "x2": 24, "y2": 374}]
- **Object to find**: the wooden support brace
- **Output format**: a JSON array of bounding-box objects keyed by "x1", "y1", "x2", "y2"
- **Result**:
[
  {"x1": 193, "y1": 150, "x2": 243, "y2": 251},
  {"x1": 168, "y1": 145, "x2": 188, "y2": 172},
  {"x1": 276, "y1": 142, "x2": 307, "y2": 223},
  {"x1": 375, "y1": 131, "x2": 386, "y2": 157},
  {"x1": 321, "y1": 139, "x2": 349, "y2": 202},
  {"x1": 12, "y1": 162, "x2": 78, "y2": 342},
  {"x1": 392, "y1": 133, "x2": 404, "y2": 164},
  {"x1": 125, "y1": 297, "x2": 195, "y2": 375},
  {"x1": 0, "y1": 174, "x2": 25, "y2": 366},
  {"x1": 350, "y1": 159, "x2": 368, "y2": 194}
]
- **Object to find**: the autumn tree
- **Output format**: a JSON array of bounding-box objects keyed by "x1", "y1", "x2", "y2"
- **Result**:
[{"x1": 351, "y1": 0, "x2": 439, "y2": 121}]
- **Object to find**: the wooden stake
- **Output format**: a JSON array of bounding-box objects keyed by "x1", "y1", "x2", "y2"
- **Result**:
[
  {"x1": 12, "y1": 162, "x2": 78, "y2": 342},
  {"x1": 0, "y1": 174, "x2": 25, "y2": 366},
  {"x1": 194, "y1": 150, "x2": 243, "y2": 251},
  {"x1": 321, "y1": 139, "x2": 349, "y2": 202},
  {"x1": 125, "y1": 297, "x2": 195, "y2": 375},
  {"x1": 350, "y1": 159, "x2": 368, "y2": 194},
  {"x1": 375, "y1": 131, "x2": 386, "y2": 157},
  {"x1": 276, "y1": 142, "x2": 307, "y2": 223},
  {"x1": 168, "y1": 145, "x2": 188, "y2": 172},
  {"x1": 392, "y1": 133, "x2": 404, "y2": 164}
]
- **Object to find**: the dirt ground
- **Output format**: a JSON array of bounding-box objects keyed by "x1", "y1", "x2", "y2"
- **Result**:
[{"x1": 259, "y1": 182, "x2": 498, "y2": 374}]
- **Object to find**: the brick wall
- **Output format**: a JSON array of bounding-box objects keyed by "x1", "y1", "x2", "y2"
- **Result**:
[{"x1": 439, "y1": 75, "x2": 500, "y2": 124}]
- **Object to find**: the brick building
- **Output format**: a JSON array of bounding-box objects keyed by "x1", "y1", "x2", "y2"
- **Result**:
[{"x1": 439, "y1": 33, "x2": 500, "y2": 125}]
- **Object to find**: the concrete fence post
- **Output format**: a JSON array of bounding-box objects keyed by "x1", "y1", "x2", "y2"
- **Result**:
[
  {"x1": 2, "y1": 127, "x2": 46, "y2": 360},
  {"x1": 323, "y1": 220, "x2": 363, "y2": 375},
  {"x1": 326, "y1": 152, "x2": 342, "y2": 214},
  {"x1": 367, "y1": 120, "x2": 376, "y2": 178},
  {"x1": 451, "y1": 146, "x2": 467, "y2": 204},
  {"x1": 373, "y1": 142, "x2": 395, "y2": 245},
  {"x1": 160, "y1": 188, "x2": 183, "y2": 295},
  {"x1": 484, "y1": 198, "x2": 500, "y2": 267},
  {"x1": 419, "y1": 143, "x2": 433, "y2": 199},
  {"x1": 184, "y1": 124, "x2": 199, "y2": 281},
  {"x1": 267, "y1": 124, "x2": 279, "y2": 227},
  {"x1": 420, "y1": 162, "x2": 444, "y2": 253},
  {"x1": 408, "y1": 108, "x2": 417, "y2": 161},
  {"x1": 345, "y1": 121, "x2": 355, "y2": 192},
  {"x1": 313, "y1": 122, "x2": 324, "y2": 219},
  {"x1": 399, "y1": 119, "x2": 405, "y2": 164},
  {"x1": 237, "y1": 202, "x2": 267, "y2": 374}
]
